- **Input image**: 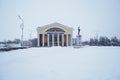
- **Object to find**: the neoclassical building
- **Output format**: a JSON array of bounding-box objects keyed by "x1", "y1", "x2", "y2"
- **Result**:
[{"x1": 37, "y1": 22, "x2": 73, "y2": 47}]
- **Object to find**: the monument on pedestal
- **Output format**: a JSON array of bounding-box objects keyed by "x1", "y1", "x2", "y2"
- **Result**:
[
  {"x1": 77, "y1": 26, "x2": 82, "y2": 46},
  {"x1": 73, "y1": 26, "x2": 82, "y2": 48}
]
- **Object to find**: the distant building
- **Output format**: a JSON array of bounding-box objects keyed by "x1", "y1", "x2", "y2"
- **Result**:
[{"x1": 37, "y1": 22, "x2": 73, "y2": 47}]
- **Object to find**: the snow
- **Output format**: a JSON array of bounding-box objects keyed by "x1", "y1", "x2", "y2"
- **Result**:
[{"x1": 0, "y1": 46, "x2": 120, "y2": 80}]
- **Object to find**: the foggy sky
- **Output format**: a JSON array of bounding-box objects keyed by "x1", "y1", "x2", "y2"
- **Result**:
[{"x1": 0, "y1": 0, "x2": 120, "y2": 41}]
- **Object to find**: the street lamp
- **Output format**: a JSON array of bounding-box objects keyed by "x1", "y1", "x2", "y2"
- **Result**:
[{"x1": 18, "y1": 15, "x2": 24, "y2": 46}]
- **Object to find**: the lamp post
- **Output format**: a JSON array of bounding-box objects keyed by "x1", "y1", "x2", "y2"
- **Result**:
[{"x1": 18, "y1": 15, "x2": 24, "y2": 47}]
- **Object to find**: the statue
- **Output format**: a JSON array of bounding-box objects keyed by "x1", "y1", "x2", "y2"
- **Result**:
[
  {"x1": 78, "y1": 26, "x2": 80, "y2": 35},
  {"x1": 73, "y1": 26, "x2": 82, "y2": 48}
]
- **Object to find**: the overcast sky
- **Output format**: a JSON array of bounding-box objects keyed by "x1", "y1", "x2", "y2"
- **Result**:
[{"x1": 0, "y1": 0, "x2": 120, "y2": 41}]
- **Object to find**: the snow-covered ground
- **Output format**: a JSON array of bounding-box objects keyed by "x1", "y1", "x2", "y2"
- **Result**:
[{"x1": 0, "y1": 46, "x2": 120, "y2": 80}]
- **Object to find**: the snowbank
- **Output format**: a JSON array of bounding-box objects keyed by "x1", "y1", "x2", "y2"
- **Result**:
[{"x1": 0, "y1": 46, "x2": 120, "y2": 80}]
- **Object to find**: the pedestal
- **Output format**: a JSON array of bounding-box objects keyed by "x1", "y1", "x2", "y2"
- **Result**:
[
  {"x1": 73, "y1": 35, "x2": 82, "y2": 48},
  {"x1": 76, "y1": 35, "x2": 81, "y2": 46}
]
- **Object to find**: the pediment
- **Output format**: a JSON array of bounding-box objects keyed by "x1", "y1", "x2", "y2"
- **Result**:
[{"x1": 37, "y1": 22, "x2": 73, "y2": 34}]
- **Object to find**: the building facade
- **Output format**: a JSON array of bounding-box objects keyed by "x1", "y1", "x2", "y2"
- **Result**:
[{"x1": 37, "y1": 22, "x2": 73, "y2": 47}]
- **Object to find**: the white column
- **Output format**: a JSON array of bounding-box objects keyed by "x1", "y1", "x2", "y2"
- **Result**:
[
  {"x1": 42, "y1": 34, "x2": 44, "y2": 46},
  {"x1": 47, "y1": 34, "x2": 49, "y2": 46},
  {"x1": 57, "y1": 34, "x2": 59, "y2": 46},
  {"x1": 77, "y1": 35, "x2": 79, "y2": 46},
  {"x1": 62, "y1": 34, "x2": 64, "y2": 46},
  {"x1": 37, "y1": 34, "x2": 39, "y2": 47},
  {"x1": 66, "y1": 34, "x2": 68, "y2": 46},
  {"x1": 52, "y1": 34, "x2": 54, "y2": 46},
  {"x1": 70, "y1": 34, "x2": 72, "y2": 46}
]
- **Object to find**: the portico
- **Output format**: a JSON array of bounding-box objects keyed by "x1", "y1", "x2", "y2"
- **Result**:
[{"x1": 37, "y1": 22, "x2": 73, "y2": 47}]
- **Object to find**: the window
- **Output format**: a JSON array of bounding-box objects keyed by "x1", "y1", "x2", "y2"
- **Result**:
[{"x1": 46, "y1": 27, "x2": 65, "y2": 33}]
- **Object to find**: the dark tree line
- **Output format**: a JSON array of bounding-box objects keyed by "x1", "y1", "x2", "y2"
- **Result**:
[
  {"x1": 0, "y1": 38, "x2": 38, "y2": 48},
  {"x1": 0, "y1": 39, "x2": 21, "y2": 44},
  {"x1": 82, "y1": 36, "x2": 120, "y2": 46},
  {"x1": 0, "y1": 39, "x2": 21, "y2": 48}
]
